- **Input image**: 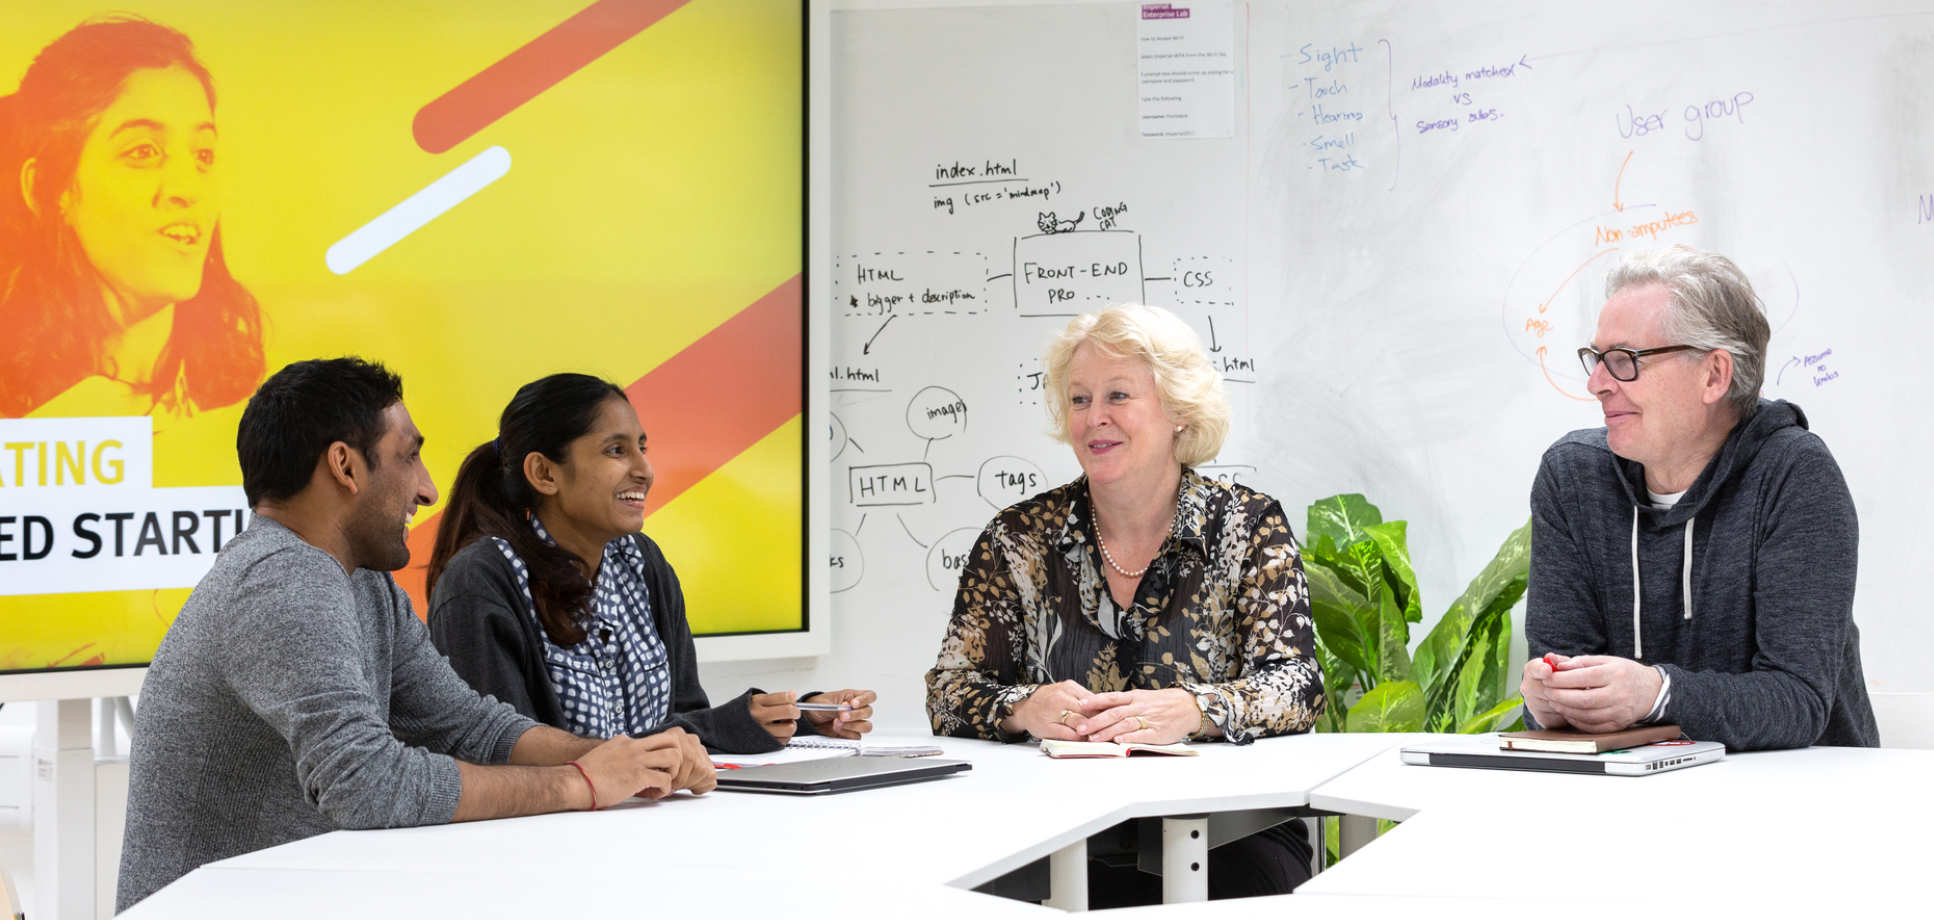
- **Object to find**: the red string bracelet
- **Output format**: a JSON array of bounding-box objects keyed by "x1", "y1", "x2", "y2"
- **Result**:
[{"x1": 566, "y1": 760, "x2": 599, "y2": 811}]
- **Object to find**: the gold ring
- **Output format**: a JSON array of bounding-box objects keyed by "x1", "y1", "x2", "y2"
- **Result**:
[
  {"x1": 1135, "y1": 715, "x2": 1151, "y2": 732},
  {"x1": 1058, "y1": 709, "x2": 1077, "y2": 725}
]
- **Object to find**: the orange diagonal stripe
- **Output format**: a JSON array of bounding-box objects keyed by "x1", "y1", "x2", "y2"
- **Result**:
[
  {"x1": 413, "y1": 0, "x2": 692, "y2": 154},
  {"x1": 396, "y1": 273, "x2": 803, "y2": 614},
  {"x1": 630, "y1": 274, "x2": 803, "y2": 515}
]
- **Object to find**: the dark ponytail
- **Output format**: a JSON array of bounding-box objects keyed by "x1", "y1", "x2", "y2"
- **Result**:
[{"x1": 425, "y1": 373, "x2": 629, "y2": 646}]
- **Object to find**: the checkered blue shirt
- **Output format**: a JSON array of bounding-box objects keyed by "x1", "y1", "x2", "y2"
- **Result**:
[{"x1": 489, "y1": 518, "x2": 673, "y2": 738}]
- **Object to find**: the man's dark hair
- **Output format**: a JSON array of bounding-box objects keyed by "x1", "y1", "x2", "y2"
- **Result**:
[{"x1": 237, "y1": 358, "x2": 404, "y2": 506}]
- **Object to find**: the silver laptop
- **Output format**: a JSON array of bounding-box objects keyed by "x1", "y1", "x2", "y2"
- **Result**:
[
  {"x1": 1400, "y1": 738, "x2": 1726, "y2": 776},
  {"x1": 713, "y1": 756, "x2": 971, "y2": 794}
]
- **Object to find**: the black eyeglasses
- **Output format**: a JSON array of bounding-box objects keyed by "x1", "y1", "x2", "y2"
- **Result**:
[{"x1": 1577, "y1": 344, "x2": 1701, "y2": 381}]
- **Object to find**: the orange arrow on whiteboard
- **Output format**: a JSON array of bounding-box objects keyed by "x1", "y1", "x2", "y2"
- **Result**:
[
  {"x1": 1613, "y1": 150, "x2": 1633, "y2": 212},
  {"x1": 1538, "y1": 346, "x2": 1595, "y2": 402},
  {"x1": 1539, "y1": 247, "x2": 1620, "y2": 314}
]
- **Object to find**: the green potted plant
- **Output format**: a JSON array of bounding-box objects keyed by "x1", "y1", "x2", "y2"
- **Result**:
[{"x1": 1301, "y1": 494, "x2": 1530, "y2": 735}]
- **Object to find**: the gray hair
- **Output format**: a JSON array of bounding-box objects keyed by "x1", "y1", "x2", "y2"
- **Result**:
[{"x1": 1604, "y1": 246, "x2": 1770, "y2": 417}]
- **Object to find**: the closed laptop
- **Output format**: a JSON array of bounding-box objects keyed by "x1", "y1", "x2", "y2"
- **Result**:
[
  {"x1": 714, "y1": 756, "x2": 971, "y2": 794},
  {"x1": 1401, "y1": 737, "x2": 1725, "y2": 776}
]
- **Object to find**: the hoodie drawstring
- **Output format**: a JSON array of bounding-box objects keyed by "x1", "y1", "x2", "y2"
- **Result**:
[
  {"x1": 1681, "y1": 518, "x2": 1695, "y2": 622},
  {"x1": 1630, "y1": 507, "x2": 1697, "y2": 660},
  {"x1": 1630, "y1": 507, "x2": 1643, "y2": 659}
]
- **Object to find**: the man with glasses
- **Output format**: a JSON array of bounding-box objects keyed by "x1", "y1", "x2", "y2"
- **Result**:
[{"x1": 1518, "y1": 246, "x2": 1877, "y2": 750}]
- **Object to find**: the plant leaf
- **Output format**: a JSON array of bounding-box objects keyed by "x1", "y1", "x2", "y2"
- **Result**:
[
  {"x1": 1465, "y1": 584, "x2": 1525, "y2": 719},
  {"x1": 1446, "y1": 601, "x2": 1519, "y2": 727},
  {"x1": 1315, "y1": 644, "x2": 1356, "y2": 734},
  {"x1": 1309, "y1": 537, "x2": 1391, "y2": 690},
  {"x1": 1306, "y1": 563, "x2": 1375, "y2": 676},
  {"x1": 1413, "y1": 518, "x2": 1531, "y2": 700},
  {"x1": 1486, "y1": 595, "x2": 1517, "y2": 705},
  {"x1": 1305, "y1": 494, "x2": 1383, "y2": 552},
  {"x1": 1346, "y1": 680, "x2": 1425, "y2": 733},
  {"x1": 1450, "y1": 615, "x2": 1500, "y2": 725},
  {"x1": 1456, "y1": 696, "x2": 1524, "y2": 734},
  {"x1": 1310, "y1": 534, "x2": 1377, "y2": 601},
  {"x1": 1365, "y1": 521, "x2": 1422, "y2": 624},
  {"x1": 1374, "y1": 584, "x2": 1413, "y2": 683},
  {"x1": 1423, "y1": 705, "x2": 1455, "y2": 733}
]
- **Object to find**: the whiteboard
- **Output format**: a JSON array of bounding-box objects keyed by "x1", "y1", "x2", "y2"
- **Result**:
[{"x1": 814, "y1": 0, "x2": 1934, "y2": 731}]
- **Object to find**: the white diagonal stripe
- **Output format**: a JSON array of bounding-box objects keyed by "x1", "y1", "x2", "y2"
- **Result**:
[{"x1": 325, "y1": 145, "x2": 511, "y2": 275}]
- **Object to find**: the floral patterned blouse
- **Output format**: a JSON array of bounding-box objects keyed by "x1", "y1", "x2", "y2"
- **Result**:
[{"x1": 925, "y1": 468, "x2": 1323, "y2": 744}]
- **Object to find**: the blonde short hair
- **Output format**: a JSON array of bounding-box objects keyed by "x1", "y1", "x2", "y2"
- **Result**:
[{"x1": 1042, "y1": 304, "x2": 1230, "y2": 467}]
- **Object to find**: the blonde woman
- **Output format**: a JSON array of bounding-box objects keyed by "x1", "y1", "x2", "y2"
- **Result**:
[{"x1": 925, "y1": 303, "x2": 1322, "y2": 901}]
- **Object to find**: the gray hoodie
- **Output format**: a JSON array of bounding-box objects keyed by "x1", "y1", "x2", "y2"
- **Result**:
[{"x1": 1526, "y1": 399, "x2": 1878, "y2": 750}]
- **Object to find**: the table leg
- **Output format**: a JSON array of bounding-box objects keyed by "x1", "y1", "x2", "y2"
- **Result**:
[
  {"x1": 1338, "y1": 814, "x2": 1376, "y2": 859},
  {"x1": 1307, "y1": 817, "x2": 1325, "y2": 875},
  {"x1": 1161, "y1": 815, "x2": 1210, "y2": 903},
  {"x1": 1045, "y1": 838, "x2": 1087, "y2": 911}
]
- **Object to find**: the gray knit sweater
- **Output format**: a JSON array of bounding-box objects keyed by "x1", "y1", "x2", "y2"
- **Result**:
[
  {"x1": 1526, "y1": 399, "x2": 1878, "y2": 751},
  {"x1": 117, "y1": 517, "x2": 537, "y2": 910}
]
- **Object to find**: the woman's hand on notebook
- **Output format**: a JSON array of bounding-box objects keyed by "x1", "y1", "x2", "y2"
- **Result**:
[
  {"x1": 1076, "y1": 689, "x2": 1200, "y2": 746},
  {"x1": 802, "y1": 689, "x2": 876, "y2": 739},
  {"x1": 1003, "y1": 681, "x2": 1097, "y2": 741},
  {"x1": 750, "y1": 691, "x2": 803, "y2": 742}
]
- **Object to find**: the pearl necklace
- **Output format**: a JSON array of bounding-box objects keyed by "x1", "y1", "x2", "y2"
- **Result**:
[{"x1": 1096, "y1": 524, "x2": 1167, "y2": 579}]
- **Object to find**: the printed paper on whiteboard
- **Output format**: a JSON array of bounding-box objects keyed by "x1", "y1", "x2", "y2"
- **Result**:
[{"x1": 1137, "y1": 2, "x2": 1237, "y2": 139}]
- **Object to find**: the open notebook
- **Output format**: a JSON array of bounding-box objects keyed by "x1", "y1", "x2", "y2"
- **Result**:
[{"x1": 1040, "y1": 739, "x2": 1196, "y2": 758}]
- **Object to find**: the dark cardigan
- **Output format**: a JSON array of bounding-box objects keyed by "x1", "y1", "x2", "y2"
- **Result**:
[{"x1": 427, "y1": 533, "x2": 804, "y2": 754}]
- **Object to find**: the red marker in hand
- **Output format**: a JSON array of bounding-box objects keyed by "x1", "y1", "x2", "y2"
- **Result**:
[{"x1": 1543, "y1": 653, "x2": 1565, "y2": 671}]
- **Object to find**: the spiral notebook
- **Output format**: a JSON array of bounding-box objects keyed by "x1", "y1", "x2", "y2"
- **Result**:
[
  {"x1": 787, "y1": 735, "x2": 944, "y2": 758},
  {"x1": 713, "y1": 735, "x2": 944, "y2": 768}
]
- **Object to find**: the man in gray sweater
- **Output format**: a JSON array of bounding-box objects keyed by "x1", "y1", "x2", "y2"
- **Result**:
[
  {"x1": 118, "y1": 358, "x2": 716, "y2": 910},
  {"x1": 1521, "y1": 247, "x2": 1877, "y2": 751}
]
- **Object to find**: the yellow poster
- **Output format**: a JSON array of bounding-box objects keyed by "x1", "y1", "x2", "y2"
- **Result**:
[{"x1": 0, "y1": 0, "x2": 805, "y2": 673}]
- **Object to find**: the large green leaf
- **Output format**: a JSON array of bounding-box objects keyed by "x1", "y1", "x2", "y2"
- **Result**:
[
  {"x1": 1314, "y1": 644, "x2": 1356, "y2": 734},
  {"x1": 1485, "y1": 597, "x2": 1517, "y2": 705},
  {"x1": 1412, "y1": 519, "x2": 1531, "y2": 699},
  {"x1": 1346, "y1": 680, "x2": 1425, "y2": 733},
  {"x1": 1306, "y1": 494, "x2": 1383, "y2": 554},
  {"x1": 1373, "y1": 584, "x2": 1413, "y2": 683},
  {"x1": 1421, "y1": 604, "x2": 1494, "y2": 729},
  {"x1": 1365, "y1": 521, "x2": 1422, "y2": 625},
  {"x1": 1313, "y1": 534, "x2": 1381, "y2": 602},
  {"x1": 1306, "y1": 563, "x2": 1374, "y2": 677},
  {"x1": 1445, "y1": 603, "x2": 1517, "y2": 728},
  {"x1": 1456, "y1": 696, "x2": 1524, "y2": 734},
  {"x1": 1314, "y1": 536, "x2": 1410, "y2": 686},
  {"x1": 1313, "y1": 539, "x2": 1395, "y2": 689},
  {"x1": 1449, "y1": 614, "x2": 1501, "y2": 726}
]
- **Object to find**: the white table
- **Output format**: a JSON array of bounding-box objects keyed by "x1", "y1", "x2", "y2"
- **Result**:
[
  {"x1": 124, "y1": 733, "x2": 1397, "y2": 917},
  {"x1": 121, "y1": 735, "x2": 1934, "y2": 916},
  {"x1": 1300, "y1": 743, "x2": 1934, "y2": 907}
]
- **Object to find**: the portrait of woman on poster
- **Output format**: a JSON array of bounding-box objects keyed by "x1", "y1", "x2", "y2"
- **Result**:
[{"x1": 0, "y1": 16, "x2": 263, "y2": 419}]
